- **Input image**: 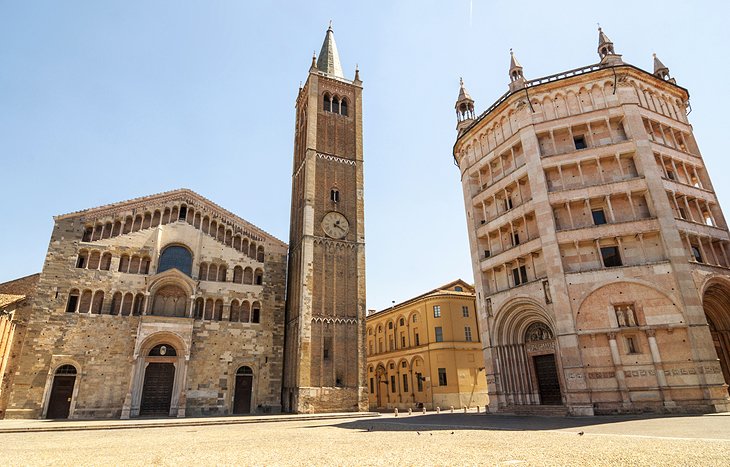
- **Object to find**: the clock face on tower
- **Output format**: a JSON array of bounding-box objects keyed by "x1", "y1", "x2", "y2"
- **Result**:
[{"x1": 321, "y1": 211, "x2": 349, "y2": 239}]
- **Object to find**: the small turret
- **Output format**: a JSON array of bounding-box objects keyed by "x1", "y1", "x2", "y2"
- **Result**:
[
  {"x1": 508, "y1": 49, "x2": 526, "y2": 92},
  {"x1": 597, "y1": 27, "x2": 623, "y2": 66},
  {"x1": 455, "y1": 78, "x2": 475, "y2": 134},
  {"x1": 653, "y1": 53, "x2": 674, "y2": 83}
]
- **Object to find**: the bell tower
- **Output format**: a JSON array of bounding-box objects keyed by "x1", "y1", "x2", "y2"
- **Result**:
[{"x1": 283, "y1": 24, "x2": 367, "y2": 413}]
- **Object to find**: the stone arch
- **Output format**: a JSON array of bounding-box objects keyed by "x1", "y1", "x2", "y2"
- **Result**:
[
  {"x1": 42, "y1": 359, "x2": 82, "y2": 419},
  {"x1": 150, "y1": 284, "x2": 188, "y2": 318},
  {"x1": 701, "y1": 275, "x2": 730, "y2": 391},
  {"x1": 492, "y1": 296, "x2": 555, "y2": 345},
  {"x1": 575, "y1": 278, "x2": 680, "y2": 320}
]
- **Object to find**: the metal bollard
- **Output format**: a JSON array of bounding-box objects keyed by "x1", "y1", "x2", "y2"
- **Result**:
[
  {"x1": 450, "y1": 406, "x2": 454, "y2": 413},
  {"x1": 422, "y1": 407, "x2": 427, "y2": 414},
  {"x1": 464, "y1": 406, "x2": 468, "y2": 413},
  {"x1": 436, "y1": 406, "x2": 440, "y2": 414},
  {"x1": 394, "y1": 408, "x2": 398, "y2": 417},
  {"x1": 408, "y1": 408, "x2": 412, "y2": 415},
  {"x1": 476, "y1": 405, "x2": 480, "y2": 413}
]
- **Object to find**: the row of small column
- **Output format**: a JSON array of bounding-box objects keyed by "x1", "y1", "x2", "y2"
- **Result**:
[
  {"x1": 540, "y1": 118, "x2": 627, "y2": 157},
  {"x1": 478, "y1": 180, "x2": 530, "y2": 225},
  {"x1": 669, "y1": 191, "x2": 717, "y2": 226},
  {"x1": 549, "y1": 153, "x2": 634, "y2": 192},
  {"x1": 682, "y1": 232, "x2": 730, "y2": 268},
  {"x1": 556, "y1": 191, "x2": 647, "y2": 231},
  {"x1": 657, "y1": 153, "x2": 705, "y2": 189},
  {"x1": 475, "y1": 144, "x2": 526, "y2": 192},
  {"x1": 483, "y1": 213, "x2": 536, "y2": 258},
  {"x1": 646, "y1": 119, "x2": 691, "y2": 154},
  {"x1": 487, "y1": 252, "x2": 542, "y2": 293}
]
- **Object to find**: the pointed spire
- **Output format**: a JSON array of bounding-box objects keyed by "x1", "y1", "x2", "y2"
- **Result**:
[
  {"x1": 508, "y1": 49, "x2": 526, "y2": 92},
  {"x1": 316, "y1": 22, "x2": 344, "y2": 78},
  {"x1": 455, "y1": 78, "x2": 475, "y2": 131},
  {"x1": 597, "y1": 26, "x2": 615, "y2": 58},
  {"x1": 310, "y1": 51, "x2": 317, "y2": 71},
  {"x1": 596, "y1": 26, "x2": 622, "y2": 66},
  {"x1": 457, "y1": 77, "x2": 472, "y2": 102},
  {"x1": 354, "y1": 64, "x2": 361, "y2": 83},
  {"x1": 653, "y1": 53, "x2": 671, "y2": 80}
]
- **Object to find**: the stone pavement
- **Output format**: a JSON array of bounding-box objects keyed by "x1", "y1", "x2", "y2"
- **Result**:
[
  {"x1": 1, "y1": 411, "x2": 729, "y2": 466},
  {"x1": 0, "y1": 411, "x2": 379, "y2": 433}
]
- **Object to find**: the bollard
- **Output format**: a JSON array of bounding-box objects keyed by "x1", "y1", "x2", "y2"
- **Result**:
[
  {"x1": 394, "y1": 408, "x2": 398, "y2": 417},
  {"x1": 422, "y1": 407, "x2": 427, "y2": 414},
  {"x1": 408, "y1": 408, "x2": 412, "y2": 415},
  {"x1": 476, "y1": 405, "x2": 480, "y2": 413},
  {"x1": 436, "y1": 406, "x2": 440, "y2": 414},
  {"x1": 450, "y1": 406, "x2": 454, "y2": 413},
  {"x1": 464, "y1": 406, "x2": 468, "y2": 413}
]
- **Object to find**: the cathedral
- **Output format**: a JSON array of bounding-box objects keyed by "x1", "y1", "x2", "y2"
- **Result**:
[
  {"x1": 454, "y1": 29, "x2": 730, "y2": 415},
  {"x1": 0, "y1": 25, "x2": 366, "y2": 419}
]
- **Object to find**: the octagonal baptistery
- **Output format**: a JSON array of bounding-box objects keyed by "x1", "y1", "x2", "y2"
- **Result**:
[
  {"x1": 3, "y1": 189, "x2": 287, "y2": 419},
  {"x1": 453, "y1": 29, "x2": 730, "y2": 415}
]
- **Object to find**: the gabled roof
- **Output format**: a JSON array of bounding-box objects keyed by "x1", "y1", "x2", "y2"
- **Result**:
[
  {"x1": 0, "y1": 273, "x2": 40, "y2": 296},
  {"x1": 0, "y1": 294, "x2": 26, "y2": 309},
  {"x1": 368, "y1": 279, "x2": 475, "y2": 318},
  {"x1": 316, "y1": 24, "x2": 344, "y2": 78},
  {"x1": 54, "y1": 188, "x2": 287, "y2": 248}
]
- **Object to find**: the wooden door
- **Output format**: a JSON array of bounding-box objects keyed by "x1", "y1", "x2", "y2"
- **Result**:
[
  {"x1": 533, "y1": 354, "x2": 562, "y2": 405},
  {"x1": 233, "y1": 374, "x2": 253, "y2": 414},
  {"x1": 46, "y1": 375, "x2": 75, "y2": 419},
  {"x1": 140, "y1": 363, "x2": 175, "y2": 416}
]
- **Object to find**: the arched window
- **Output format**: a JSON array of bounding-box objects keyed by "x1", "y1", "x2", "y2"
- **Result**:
[
  {"x1": 214, "y1": 299, "x2": 224, "y2": 321},
  {"x1": 241, "y1": 301, "x2": 251, "y2": 323},
  {"x1": 110, "y1": 292, "x2": 122, "y2": 315},
  {"x1": 158, "y1": 245, "x2": 193, "y2": 276},
  {"x1": 233, "y1": 266, "x2": 243, "y2": 284},
  {"x1": 66, "y1": 289, "x2": 80, "y2": 313},
  {"x1": 243, "y1": 267, "x2": 253, "y2": 285},
  {"x1": 198, "y1": 262, "x2": 208, "y2": 281},
  {"x1": 129, "y1": 256, "x2": 141, "y2": 274},
  {"x1": 332, "y1": 97, "x2": 340, "y2": 114},
  {"x1": 230, "y1": 299, "x2": 241, "y2": 322},
  {"x1": 340, "y1": 98, "x2": 348, "y2": 116},
  {"x1": 88, "y1": 251, "x2": 101, "y2": 270},
  {"x1": 194, "y1": 297, "x2": 204, "y2": 319},
  {"x1": 237, "y1": 366, "x2": 253, "y2": 375},
  {"x1": 100, "y1": 253, "x2": 112, "y2": 271},
  {"x1": 132, "y1": 293, "x2": 144, "y2": 316},
  {"x1": 217, "y1": 266, "x2": 227, "y2": 282},
  {"x1": 76, "y1": 250, "x2": 88, "y2": 268},
  {"x1": 179, "y1": 205, "x2": 187, "y2": 221},
  {"x1": 78, "y1": 290, "x2": 92, "y2": 314},
  {"x1": 142, "y1": 212, "x2": 151, "y2": 229},
  {"x1": 82, "y1": 227, "x2": 93, "y2": 242},
  {"x1": 254, "y1": 268, "x2": 263, "y2": 285},
  {"x1": 119, "y1": 255, "x2": 130, "y2": 273},
  {"x1": 251, "y1": 301, "x2": 261, "y2": 323},
  {"x1": 323, "y1": 93, "x2": 331, "y2": 112},
  {"x1": 91, "y1": 291, "x2": 104, "y2": 314},
  {"x1": 257, "y1": 246, "x2": 265, "y2": 262}
]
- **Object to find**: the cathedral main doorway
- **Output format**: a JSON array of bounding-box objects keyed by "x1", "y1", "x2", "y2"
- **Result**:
[
  {"x1": 139, "y1": 344, "x2": 177, "y2": 416},
  {"x1": 46, "y1": 365, "x2": 77, "y2": 419},
  {"x1": 232, "y1": 366, "x2": 253, "y2": 414}
]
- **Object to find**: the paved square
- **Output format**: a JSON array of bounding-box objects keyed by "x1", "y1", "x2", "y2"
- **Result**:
[{"x1": 1, "y1": 412, "x2": 729, "y2": 466}]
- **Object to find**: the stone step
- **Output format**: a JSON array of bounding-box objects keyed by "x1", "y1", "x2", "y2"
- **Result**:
[{"x1": 500, "y1": 404, "x2": 569, "y2": 417}]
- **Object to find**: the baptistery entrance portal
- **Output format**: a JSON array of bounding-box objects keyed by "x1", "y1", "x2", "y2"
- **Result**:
[
  {"x1": 140, "y1": 344, "x2": 177, "y2": 416},
  {"x1": 524, "y1": 322, "x2": 562, "y2": 405}
]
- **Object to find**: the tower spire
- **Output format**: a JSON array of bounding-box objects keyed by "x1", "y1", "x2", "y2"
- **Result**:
[
  {"x1": 597, "y1": 26, "x2": 623, "y2": 66},
  {"x1": 316, "y1": 22, "x2": 344, "y2": 78},
  {"x1": 653, "y1": 53, "x2": 672, "y2": 81},
  {"x1": 455, "y1": 78, "x2": 475, "y2": 134},
  {"x1": 508, "y1": 49, "x2": 526, "y2": 92}
]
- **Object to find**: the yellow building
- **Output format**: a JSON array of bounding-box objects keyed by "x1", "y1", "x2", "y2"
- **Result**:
[{"x1": 366, "y1": 280, "x2": 488, "y2": 410}]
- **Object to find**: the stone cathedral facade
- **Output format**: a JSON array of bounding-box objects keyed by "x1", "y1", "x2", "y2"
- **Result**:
[
  {"x1": 0, "y1": 26, "x2": 365, "y2": 419},
  {"x1": 454, "y1": 29, "x2": 730, "y2": 415}
]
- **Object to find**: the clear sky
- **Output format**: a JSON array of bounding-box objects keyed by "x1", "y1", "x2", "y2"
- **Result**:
[{"x1": 1, "y1": 1, "x2": 728, "y2": 311}]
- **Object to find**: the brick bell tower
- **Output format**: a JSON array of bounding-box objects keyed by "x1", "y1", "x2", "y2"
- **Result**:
[{"x1": 283, "y1": 24, "x2": 367, "y2": 413}]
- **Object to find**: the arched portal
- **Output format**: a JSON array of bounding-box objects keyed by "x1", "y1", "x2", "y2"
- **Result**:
[
  {"x1": 703, "y1": 281, "x2": 730, "y2": 394},
  {"x1": 233, "y1": 366, "x2": 254, "y2": 414},
  {"x1": 46, "y1": 365, "x2": 77, "y2": 419},
  {"x1": 140, "y1": 344, "x2": 177, "y2": 416},
  {"x1": 491, "y1": 298, "x2": 563, "y2": 407}
]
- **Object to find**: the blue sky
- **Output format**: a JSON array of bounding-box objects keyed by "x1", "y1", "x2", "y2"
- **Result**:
[{"x1": 1, "y1": 1, "x2": 728, "y2": 311}]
